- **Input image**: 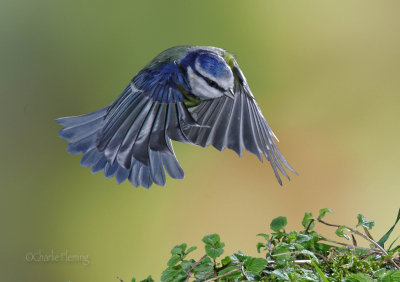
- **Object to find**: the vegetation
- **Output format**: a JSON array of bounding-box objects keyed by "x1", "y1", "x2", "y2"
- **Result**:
[{"x1": 119, "y1": 209, "x2": 400, "y2": 281}]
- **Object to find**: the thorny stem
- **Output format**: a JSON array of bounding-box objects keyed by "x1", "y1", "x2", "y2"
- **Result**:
[
  {"x1": 185, "y1": 254, "x2": 207, "y2": 282},
  {"x1": 317, "y1": 219, "x2": 400, "y2": 270}
]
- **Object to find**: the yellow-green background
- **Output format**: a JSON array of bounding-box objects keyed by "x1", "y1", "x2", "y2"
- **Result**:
[{"x1": 1, "y1": 0, "x2": 400, "y2": 281}]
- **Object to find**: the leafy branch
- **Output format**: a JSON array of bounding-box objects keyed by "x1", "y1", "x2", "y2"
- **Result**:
[{"x1": 122, "y1": 208, "x2": 400, "y2": 282}]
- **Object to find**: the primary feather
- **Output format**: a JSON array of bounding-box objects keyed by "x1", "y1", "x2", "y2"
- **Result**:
[{"x1": 57, "y1": 45, "x2": 296, "y2": 188}]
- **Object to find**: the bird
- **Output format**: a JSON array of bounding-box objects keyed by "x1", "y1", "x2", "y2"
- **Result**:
[{"x1": 57, "y1": 45, "x2": 296, "y2": 188}]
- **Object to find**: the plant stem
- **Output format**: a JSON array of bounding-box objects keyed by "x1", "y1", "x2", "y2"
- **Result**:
[
  {"x1": 204, "y1": 268, "x2": 241, "y2": 282},
  {"x1": 185, "y1": 254, "x2": 207, "y2": 282},
  {"x1": 317, "y1": 219, "x2": 400, "y2": 270}
]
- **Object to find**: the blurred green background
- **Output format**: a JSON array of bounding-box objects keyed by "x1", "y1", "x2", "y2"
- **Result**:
[{"x1": 1, "y1": 0, "x2": 400, "y2": 281}]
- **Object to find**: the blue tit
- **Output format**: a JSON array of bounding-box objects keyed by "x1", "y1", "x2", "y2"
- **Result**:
[{"x1": 57, "y1": 45, "x2": 296, "y2": 188}]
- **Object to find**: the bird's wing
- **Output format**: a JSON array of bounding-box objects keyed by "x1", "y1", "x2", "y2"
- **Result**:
[
  {"x1": 58, "y1": 62, "x2": 199, "y2": 188},
  {"x1": 183, "y1": 65, "x2": 296, "y2": 185}
]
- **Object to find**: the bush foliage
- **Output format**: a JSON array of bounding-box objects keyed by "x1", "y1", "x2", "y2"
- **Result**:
[{"x1": 120, "y1": 209, "x2": 400, "y2": 281}]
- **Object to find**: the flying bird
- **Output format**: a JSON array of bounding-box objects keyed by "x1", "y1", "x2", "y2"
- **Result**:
[{"x1": 57, "y1": 46, "x2": 296, "y2": 188}]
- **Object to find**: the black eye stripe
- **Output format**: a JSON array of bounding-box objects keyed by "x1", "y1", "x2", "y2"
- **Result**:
[{"x1": 193, "y1": 68, "x2": 225, "y2": 92}]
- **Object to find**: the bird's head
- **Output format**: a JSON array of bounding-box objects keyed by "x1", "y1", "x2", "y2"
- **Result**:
[{"x1": 184, "y1": 51, "x2": 235, "y2": 100}]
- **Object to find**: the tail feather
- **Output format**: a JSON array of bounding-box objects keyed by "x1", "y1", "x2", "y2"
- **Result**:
[{"x1": 57, "y1": 103, "x2": 186, "y2": 188}]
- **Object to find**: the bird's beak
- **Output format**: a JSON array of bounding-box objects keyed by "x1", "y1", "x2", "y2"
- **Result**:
[{"x1": 224, "y1": 88, "x2": 235, "y2": 99}]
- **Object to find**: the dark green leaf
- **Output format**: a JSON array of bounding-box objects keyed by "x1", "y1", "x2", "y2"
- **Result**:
[
  {"x1": 180, "y1": 260, "x2": 195, "y2": 272},
  {"x1": 205, "y1": 244, "x2": 224, "y2": 259},
  {"x1": 171, "y1": 243, "x2": 187, "y2": 256},
  {"x1": 357, "y1": 214, "x2": 375, "y2": 230},
  {"x1": 202, "y1": 234, "x2": 220, "y2": 245},
  {"x1": 140, "y1": 276, "x2": 154, "y2": 282},
  {"x1": 378, "y1": 208, "x2": 400, "y2": 248},
  {"x1": 161, "y1": 267, "x2": 186, "y2": 282},
  {"x1": 167, "y1": 254, "x2": 181, "y2": 267},
  {"x1": 302, "y1": 212, "x2": 314, "y2": 230},
  {"x1": 270, "y1": 216, "x2": 287, "y2": 232},
  {"x1": 256, "y1": 242, "x2": 266, "y2": 253},
  {"x1": 221, "y1": 256, "x2": 232, "y2": 266},
  {"x1": 244, "y1": 257, "x2": 268, "y2": 274},
  {"x1": 318, "y1": 208, "x2": 333, "y2": 220},
  {"x1": 185, "y1": 246, "x2": 197, "y2": 255}
]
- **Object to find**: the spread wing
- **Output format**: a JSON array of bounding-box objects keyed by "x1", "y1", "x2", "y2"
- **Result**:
[
  {"x1": 57, "y1": 62, "x2": 199, "y2": 188},
  {"x1": 183, "y1": 65, "x2": 296, "y2": 185}
]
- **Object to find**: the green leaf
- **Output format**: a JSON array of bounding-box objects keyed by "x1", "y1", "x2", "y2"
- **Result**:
[
  {"x1": 161, "y1": 267, "x2": 186, "y2": 282},
  {"x1": 271, "y1": 243, "x2": 291, "y2": 265},
  {"x1": 373, "y1": 268, "x2": 386, "y2": 278},
  {"x1": 301, "y1": 249, "x2": 317, "y2": 260},
  {"x1": 381, "y1": 270, "x2": 400, "y2": 281},
  {"x1": 244, "y1": 257, "x2": 268, "y2": 274},
  {"x1": 140, "y1": 276, "x2": 154, "y2": 282},
  {"x1": 171, "y1": 243, "x2": 187, "y2": 256},
  {"x1": 302, "y1": 212, "x2": 314, "y2": 230},
  {"x1": 318, "y1": 208, "x2": 333, "y2": 220},
  {"x1": 185, "y1": 246, "x2": 197, "y2": 255},
  {"x1": 257, "y1": 233, "x2": 270, "y2": 241},
  {"x1": 202, "y1": 234, "x2": 225, "y2": 259},
  {"x1": 205, "y1": 244, "x2": 224, "y2": 259},
  {"x1": 345, "y1": 273, "x2": 374, "y2": 282},
  {"x1": 310, "y1": 259, "x2": 329, "y2": 282},
  {"x1": 193, "y1": 257, "x2": 213, "y2": 280},
  {"x1": 167, "y1": 254, "x2": 181, "y2": 267},
  {"x1": 271, "y1": 269, "x2": 289, "y2": 280},
  {"x1": 202, "y1": 234, "x2": 220, "y2": 245},
  {"x1": 221, "y1": 256, "x2": 232, "y2": 266},
  {"x1": 357, "y1": 214, "x2": 375, "y2": 230},
  {"x1": 131, "y1": 278, "x2": 136, "y2": 282},
  {"x1": 378, "y1": 208, "x2": 400, "y2": 248},
  {"x1": 270, "y1": 216, "x2": 287, "y2": 232},
  {"x1": 256, "y1": 242, "x2": 266, "y2": 253},
  {"x1": 180, "y1": 260, "x2": 195, "y2": 272},
  {"x1": 336, "y1": 225, "x2": 351, "y2": 240}
]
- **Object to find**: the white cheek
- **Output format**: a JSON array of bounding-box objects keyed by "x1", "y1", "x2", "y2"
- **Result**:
[{"x1": 187, "y1": 67, "x2": 223, "y2": 99}]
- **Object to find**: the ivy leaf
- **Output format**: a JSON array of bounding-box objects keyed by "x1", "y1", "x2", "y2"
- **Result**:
[
  {"x1": 180, "y1": 260, "x2": 195, "y2": 272},
  {"x1": 185, "y1": 246, "x2": 197, "y2": 255},
  {"x1": 302, "y1": 212, "x2": 314, "y2": 230},
  {"x1": 193, "y1": 257, "x2": 213, "y2": 280},
  {"x1": 221, "y1": 256, "x2": 232, "y2": 266},
  {"x1": 270, "y1": 216, "x2": 287, "y2": 232},
  {"x1": 161, "y1": 267, "x2": 186, "y2": 282},
  {"x1": 271, "y1": 243, "x2": 291, "y2": 265},
  {"x1": 202, "y1": 234, "x2": 225, "y2": 259},
  {"x1": 167, "y1": 254, "x2": 181, "y2": 267},
  {"x1": 257, "y1": 233, "x2": 270, "y2": 241},
  {"x1": 205, "y1": 244, "x2": 224, "y2": 259},
  {"x1": 318, "y1": 208, "x2": 333, "y2": 220},
  {"x1": 140, "y1": 276, "x2": 154, "y2": 282},
  {"x1": 244, "y1": 257, "x2": 268, "y2": 274},
  {"x1": 256, "y1": 242, "x2": 267, "y2": 253},
  {"x1": 357, "y1": 214, "x2": 375, "y2": 230},
  {"x1": 171, "y1": 243, "x2": 187, "y2": 256},
  {"x1": 336, "y1": 225, "x2": 351, "y2": 240}
]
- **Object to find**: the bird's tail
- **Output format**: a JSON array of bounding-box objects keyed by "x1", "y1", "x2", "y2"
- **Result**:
[{"x1": 56, "y1": 106, "x2": 181, "y2": 188}]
